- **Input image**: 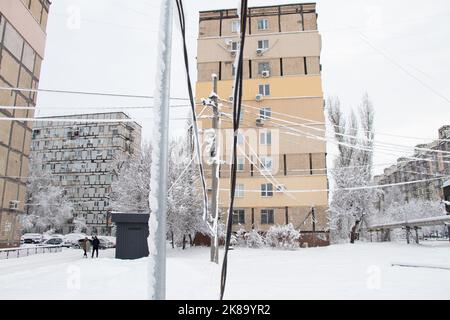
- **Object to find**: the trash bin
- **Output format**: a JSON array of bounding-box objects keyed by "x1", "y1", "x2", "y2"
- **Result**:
[{"x1": 111, "y1": 212, "x2": 149, "y2": 260}]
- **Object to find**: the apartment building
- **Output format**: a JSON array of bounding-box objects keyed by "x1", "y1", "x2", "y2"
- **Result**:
[
  {"x1": 196, "y1": 3, "x2": 329, "y2": 245},
  {"x1": 30, "y1": 112, "x2": 141, "y2": 234},
  {"x1": 375, "y1": 125, "x2": 450, "y2": 204},
  {"x1": 0, "y1": 0, "x2": 51, "y2": 248}
]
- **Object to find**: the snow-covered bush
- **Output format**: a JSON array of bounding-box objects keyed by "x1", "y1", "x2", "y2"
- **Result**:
[
  {"x1": 265, "y1": 224, "x2": 300, "y2": 249},
  {"x1": 245, "y1": 229, "x2": 264, "y2": 248},
  {"x1": 231, "y1": 228, "x2": 247, "y2": 247}
]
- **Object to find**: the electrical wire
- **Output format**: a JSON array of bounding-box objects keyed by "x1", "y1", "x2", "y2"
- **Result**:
[
  {"x1": 175, "y1": 0, "x2": 210, "y2": 227},
  {"x1": 219, "y1": 99, "x2": 450, "y2": 165},
  {"x1": 218, "y1": 175, "x2": 449, "y2": 193},
  {"x1": 218, "y1": 98, "x2": 450, "y2": 143},
  {"x1": 0, "y1": 116, "x2": 190, "y2": 123},
  {"x1": 220, "y1": 0, "x2": 248, "y2": 301},
  {"x1": 0, "y1": 86, "x2": 189, "y2": 101},
  {"x1": 219, "y1": 98, "x2": 450, "y2": 153},
  {"x1": 0, "y1": 104, "x2": 191, "y2": 111}
]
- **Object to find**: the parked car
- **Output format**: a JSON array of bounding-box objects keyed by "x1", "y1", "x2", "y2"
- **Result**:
[
  {"x1": 21, "y1": 233, "x2": 43, "y2": 244},
  {"x1": 63, "y1": 233, "x2": 88, "y2": 248},
  {"x1": 40, "y1": 237, "x2": 64, "y2": 246},
  {"x1": 98, "y1": 238, "x2": 115, "y2": 249}
]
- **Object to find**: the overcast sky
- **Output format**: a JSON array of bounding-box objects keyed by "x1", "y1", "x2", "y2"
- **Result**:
[{"x1": 37, "y1": 0, "x2": 450, "y2": 174}]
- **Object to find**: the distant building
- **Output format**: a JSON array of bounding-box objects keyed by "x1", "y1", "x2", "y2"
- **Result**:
[
  {"x1": 30, "y1": 112, "x2": 142, "y2": 234},
  {"x1": 0, "y1": 0, "x2": 51, "y2": 248},
  {"x1": 375, "y1": 125, "x2": 450, "y2": 204}
]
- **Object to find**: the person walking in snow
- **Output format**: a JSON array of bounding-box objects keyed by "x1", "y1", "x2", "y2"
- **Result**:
[
  {"x1": 82, "y1": 237, "x2": 90, "y2": 258},
  {"x1": 92, "y1": 236, "x2": 100, "y2": 258}
]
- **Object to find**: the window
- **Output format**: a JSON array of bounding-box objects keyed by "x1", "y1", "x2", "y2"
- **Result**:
[
  {"x1": 231, "y1": 20, "x2": 240, "y2": 33},
  {"x1": 258, "y1": 84, "x2": 270, "y2": 96},
  {"x1": 231, "y1": 41, "x2": 239, "y2": 52},
  {"x1": 258, "y1": 62, "x2": 270, "y2": 75},
  {"x1": 257, "y1": 19, "x2": 269, "y2": 30},
  {"x1": 239, "y1": 110, "x2": 244, "y2": 122},
  {"x1": 237, "y1": 157, "x2": 245, "y2": 171},
  {"x1": 257, "y1": 40, "x2": 269, "y2": 50},
  {"x1": 259, "y1": 107, "x2": 271, "y2": 120},
  {"x1": 260, "y1": 130, "x2": 272, "y2": 145},
  {"x1": 260, "y1": 156, "x2": 273, "y2": 171},
  {"x1": 235, "y1": 184, "x2": 244, "y2": 198},
  {"x1": 232, "y1": 209, "x2": 245, "y2": 225},
  {"x1": 261, "y1": 209, "x2": 274, "y2": 224},
  {"x1": 261, "y1": 183, "x2": 273, "y2": 197},
  {"x1": 237, "y1": 132, "x2": 244, "y2": 145}
]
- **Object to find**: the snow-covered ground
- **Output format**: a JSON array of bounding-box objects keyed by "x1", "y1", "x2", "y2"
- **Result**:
[{"x1": 0, "y1": 242, "x2": 448, "y2": 300}]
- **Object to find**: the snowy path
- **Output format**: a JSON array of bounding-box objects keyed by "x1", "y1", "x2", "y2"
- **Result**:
[{"x1": 0, "y1": 242, "x2": 449, "y2": 299}]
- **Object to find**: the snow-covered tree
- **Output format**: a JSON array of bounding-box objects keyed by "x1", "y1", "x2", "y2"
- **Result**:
[
  {"x1": 110, "y1": 137, "x2": 208, "y2": 249},
  {"x1": 110, "y1": 142, "x2": 152, "y2": 212},
  {"x1": 327, "y1": 94, "x2": 379, "y2": 244},
  {"x1": 265, "y1": 224, "x2": 300, "y2": 249},
  {"x1": 167, "y1": 138, "x2": 208, "y2": 249},
  {"x1": 23, "y1": 158, "x2": 73, "y2": 233},
  {"x1": 368, "y1": 198, "x2": 446, "y2": 240}
]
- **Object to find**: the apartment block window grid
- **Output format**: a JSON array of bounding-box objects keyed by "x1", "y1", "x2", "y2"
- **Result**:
[
  {"x1": 257, "y1": 19, "x2": 269, "y2": 30},
  {"x1": 232, "y1": 209, "x2": 245, "y2": 225},
  {"x1": 258, "y1": 62, "x2": 270, "y2": 75},
  {"x1": 231, "y1": 20, "x2": 240, "y2": 33},
  {"x1": 260, "y1": 130, "x2": 272, "y2": 145},
  {"x1": 257, "y1": 39, "x2": 269, "y2": 50},
  {"x1": 260, "y1": 156, "x2": 273, "y2": 171},
  {"x1": 261, "y1": 183, "x2": 273, "y2": 197},
  {"x1": 261, "y1": 209, "x2": 274, "y2": 224},
  {"x1": 235, "y1": 184, "x2": 245, "y2": 198},
  {"x1": 237, "y1": 156, "x2": 245, "y2": 171},
  {"x1": 29, "y1": 113, "x2": 141, "y2": 233},
  {"x1": 259, "y1": 107, "x2": 272, "y2": 120}
]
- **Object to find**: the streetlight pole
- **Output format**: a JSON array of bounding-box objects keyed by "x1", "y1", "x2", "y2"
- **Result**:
[{"x1": 148, "y1": 0, "x2": 173, "y2": 300}]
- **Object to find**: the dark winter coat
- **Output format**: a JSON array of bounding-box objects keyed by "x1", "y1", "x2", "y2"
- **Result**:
[{"x1": 93, "y1": 238, "x2": 100, "y2": 249}]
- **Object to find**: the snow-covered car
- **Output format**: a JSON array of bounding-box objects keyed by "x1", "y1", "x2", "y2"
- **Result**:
[
  {"x1": 21, "y1": 233, "x2": 43, "y2": 244},
  {"x1": 98, "y1": 238, "x2": 115, "y2": 249},
  {"x1": 40, "y1": 237, "x2": 64, "y2": 246},
  {"x1": 42, "y1": 233, "x2": 64, "y2": 241},
  {"x1": 63, "y1": 233, "x2": 88, "y2": 248}
]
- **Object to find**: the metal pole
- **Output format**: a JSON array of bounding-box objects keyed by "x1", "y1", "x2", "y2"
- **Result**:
[
  {"x1": 148, "y1": 0, "x2": 173, "y2": 300},
  {"x1": 210, "y1": 74, "x2": 220, "y2": 264}
]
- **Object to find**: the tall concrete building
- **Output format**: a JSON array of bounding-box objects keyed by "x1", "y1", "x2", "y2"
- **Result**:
[
  {"x1": 375, "y1": 125, "x2": 450, "y2": 204},
  {"x1": 196, "y1": 3, "x2": 329, "y2": 245},
  {"x1": 30, "y1": 112, "x2": 141, "y2": 234},
  {"x1": 0, "y1": 0, "x2": 51, "y2": 248}
]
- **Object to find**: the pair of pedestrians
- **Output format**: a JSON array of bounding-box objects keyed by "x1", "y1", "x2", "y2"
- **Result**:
[{"x1": 81, "y1": 236, "x2": 100, "y2": 258}]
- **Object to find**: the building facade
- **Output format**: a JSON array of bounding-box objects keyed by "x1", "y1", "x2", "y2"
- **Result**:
[
  {"x1": 30, "y1": 112, "x2": 141, "y2": 234},
  {"x1": 0, "y1": 0, "x2": 51, "y2": 248},
  {"x1": 196, "y1": 3, "x2": 329, "y2": 244},
  {"x1": 375, "y1": 125, "x2": 450, "y2": 204}
]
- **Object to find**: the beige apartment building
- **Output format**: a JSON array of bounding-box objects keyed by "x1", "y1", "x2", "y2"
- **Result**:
[
  {"x1": 0, "y1": 0, "x2": 50, "y2": 248},
  {"x1": 196, "y1": 3, "x2": 329, "y2": 245}
]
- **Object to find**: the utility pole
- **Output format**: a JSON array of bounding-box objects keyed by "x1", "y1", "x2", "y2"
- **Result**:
[
  {"x1": 210, "y1": 74, "x2": 220, "y2": 264},
  {"x1": 148, "y1": 0, "x2": 173, "y2": 300}
]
